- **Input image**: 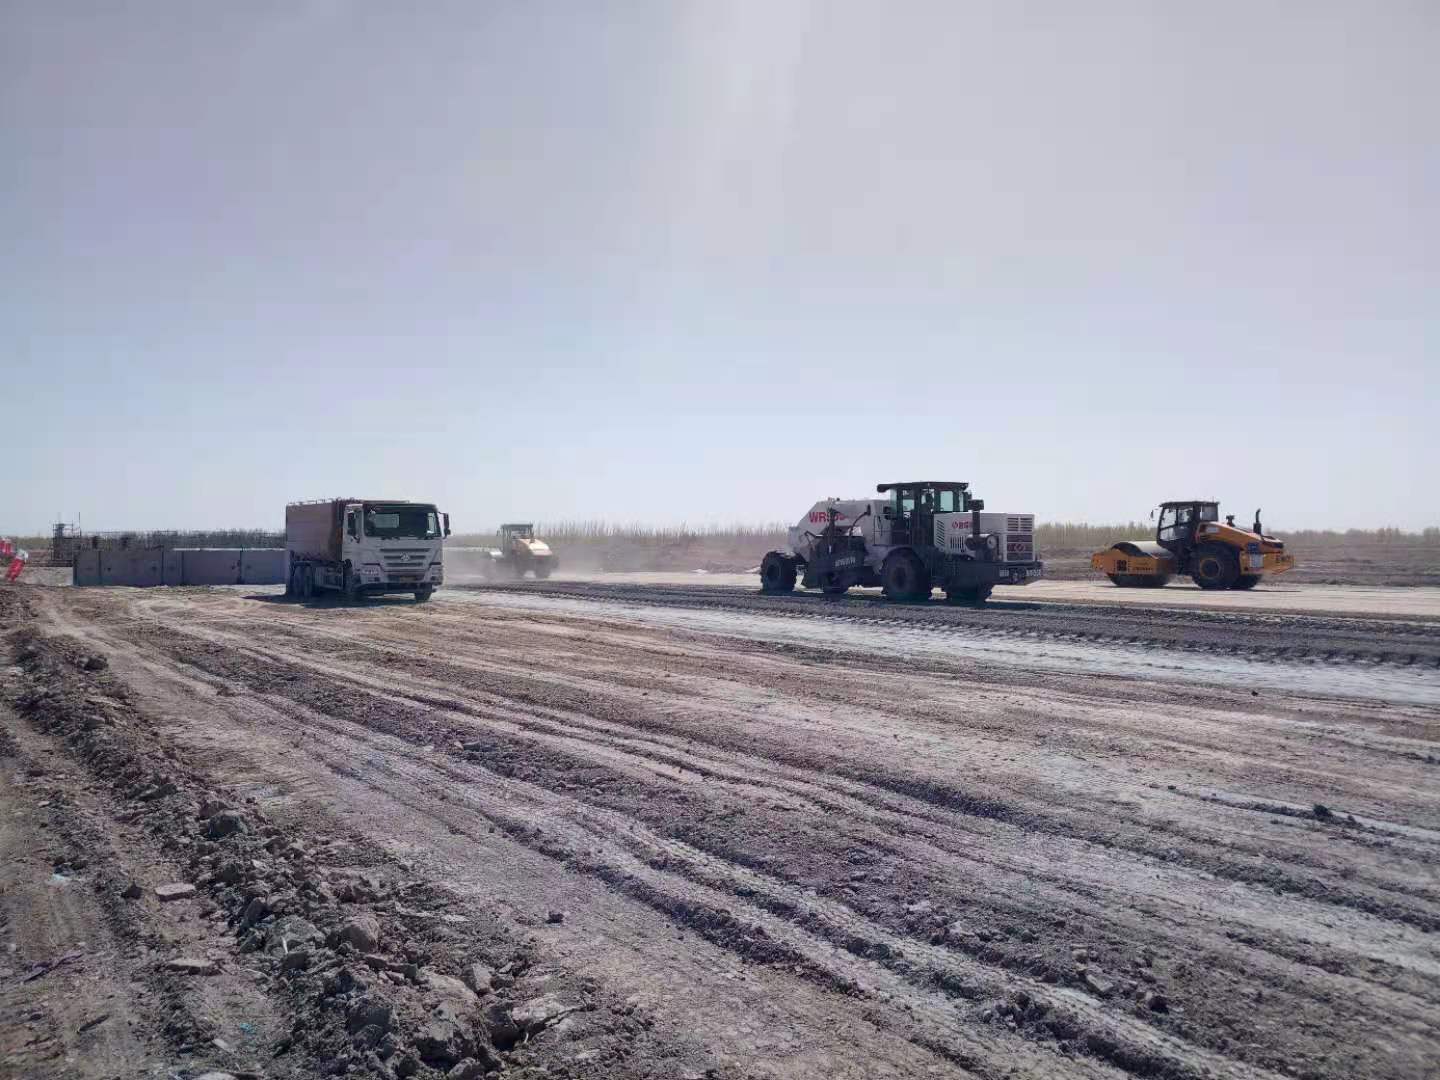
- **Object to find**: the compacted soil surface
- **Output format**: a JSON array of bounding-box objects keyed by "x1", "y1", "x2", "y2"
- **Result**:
[{"x1": 1, "y1": 580, "x2": 1437, "y2": 1080}]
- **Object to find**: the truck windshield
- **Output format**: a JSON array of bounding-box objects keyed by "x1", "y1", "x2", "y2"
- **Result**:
[{"x1": 364, "y1": 506, "x2": 440, "y2": 539}]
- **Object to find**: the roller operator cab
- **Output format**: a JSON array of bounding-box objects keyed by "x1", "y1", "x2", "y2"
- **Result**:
[
  {"x1": 286, "y1": 499, "x2": 450, "y2": 603},
  {"x1": 760, "y1": 481, "x2": 1043, "y2": 604},
  {"x1": 1091, "y1": 501, "x2": 1295, "y2": 590}
]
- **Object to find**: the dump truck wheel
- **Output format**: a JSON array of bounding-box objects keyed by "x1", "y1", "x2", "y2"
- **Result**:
[
  {"x1": 285, "y1": 566, "x2": 296, "y2": 597},
  {"x1": 946, "y1": 585, "x2": 992, "y2": 605},
  {"x1": 1191, "y1": 544, "x2": 1239, "y2": 590},
  {"x1": 414, "y1": 586, "x2": 434, "y2": 603},
  {"x1": 760, "y1": 552, "x2": 796, "y2": 593},
  {"x1": 882, "y1": 552, "x2": 929, "y2": 601},
  {"x1": 1232, "y1": 574, "x2": 1261, "y2": 590}
]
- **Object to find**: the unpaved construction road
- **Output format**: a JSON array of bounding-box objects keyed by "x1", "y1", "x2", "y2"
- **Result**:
[{"x1": 3, "y1": 580, "x2": 1438, "y2": 1080}]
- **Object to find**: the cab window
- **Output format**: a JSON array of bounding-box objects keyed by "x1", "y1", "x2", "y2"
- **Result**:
[
  {"x1": 937, "y1": 490, "x2": 957, "y2": 512},
  {"x1": 1158, "y1": 506, "x2": 1188, "y2": 543}
]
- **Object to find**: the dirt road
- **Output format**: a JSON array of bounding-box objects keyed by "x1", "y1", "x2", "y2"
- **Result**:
[{"x1": 3, "y1": 581, "x2": 1438, "y2": 1079}]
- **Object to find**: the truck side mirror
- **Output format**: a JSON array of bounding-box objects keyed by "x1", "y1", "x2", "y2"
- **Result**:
[{"x1": 443, "y1": 513, "x2": 451, "y2": 538}]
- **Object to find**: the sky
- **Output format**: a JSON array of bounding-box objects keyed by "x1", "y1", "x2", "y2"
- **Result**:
[{"x1": 3, "y1": 1, "x2": 1436, "y2": 533}]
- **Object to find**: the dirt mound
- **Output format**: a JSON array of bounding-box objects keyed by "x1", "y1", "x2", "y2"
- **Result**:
[{"x1": 3, "y1": 623, "x2": 608, "y2": 1078}]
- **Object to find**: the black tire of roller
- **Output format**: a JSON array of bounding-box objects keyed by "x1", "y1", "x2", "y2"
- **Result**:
[
  {"x1": 1191, "y1": 543, "x2": 1240, "y2": 590},
  {"x1": 1232, "y1": 574, "x2": 1261, "y2": 590}
]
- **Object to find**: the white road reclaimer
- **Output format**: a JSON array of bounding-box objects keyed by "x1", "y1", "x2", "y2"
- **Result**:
[{"x1": 760, "y1": 481, "x2": 1042, "y2": 604}]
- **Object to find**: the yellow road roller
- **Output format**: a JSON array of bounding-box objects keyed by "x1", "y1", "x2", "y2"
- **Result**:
[{"x1": 1092, "y1": 502, "x2": 1295, "y2": 590}]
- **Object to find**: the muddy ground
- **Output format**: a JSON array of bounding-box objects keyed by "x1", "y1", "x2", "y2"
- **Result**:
[{"x1": 1, "y1": 580, "x2": 1437, "y2": 1080}]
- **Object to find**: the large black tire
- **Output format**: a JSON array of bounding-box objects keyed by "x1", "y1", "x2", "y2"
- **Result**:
[
  {"x1": 300, "y1": 565, "x2": 314, "y2": 600},
  {"x1": 1191, "y1": 544, "x2": 1239, "y2": 590},
  {"x1": 1141, "y1": 574, "x2": 1173, "y2": 588},
  {"x1": 946, "y1": 584, "x2": 992, "y2": 605},
  {"x1": 882, "y1": 551, "x2": 930, "y2": 601},
  {"x1": 511, "y1": 561, "x2": 527, "y2": 580},
  {"x1": 342, "y1": 562, "x2": 361, "y2": 603},
  {"x1": 414, "y1": 586, "x2": 434, "y2": 603},
  {"x1": 760, "y1": 552, "x2": 797, "y2": 593},
  {"x1": 285, "y1": 565, "x2": 296, "y2": 597},
  {"x1": 1232, "y1": 574, "x2": 1261, "y2": 590}
]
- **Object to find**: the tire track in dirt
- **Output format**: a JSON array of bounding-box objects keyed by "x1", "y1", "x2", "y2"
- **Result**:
[
  {"x1": 455, "y1": 582, "x2": 1440, "y2": 668},
  {"x1": 64, "y1": 593, "x2": 1440, "y2": 1080},
  {"x1": 150, "y1": 598, "x2": 1440, "y2": 929},
  {"x1": 107, "y1": 624, "x2": 1275, "y2": 1080}
]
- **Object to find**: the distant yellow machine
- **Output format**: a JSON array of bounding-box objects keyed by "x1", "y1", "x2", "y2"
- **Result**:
[{"x1": 1092, "y1": 501, "x2": 1295, "y2": 590}]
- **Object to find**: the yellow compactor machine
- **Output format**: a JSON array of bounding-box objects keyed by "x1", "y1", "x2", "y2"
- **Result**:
[{"x1": 1092, "y1": 501, "x2": 1295, "y2": 590}]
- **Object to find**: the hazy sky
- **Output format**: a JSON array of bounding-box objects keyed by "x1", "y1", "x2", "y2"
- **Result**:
[{"x1": 4, "y1": 1, "x2": 1436, "y2": 533}]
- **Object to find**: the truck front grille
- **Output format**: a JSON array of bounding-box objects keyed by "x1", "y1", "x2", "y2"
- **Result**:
[{"x1": 381, "y1": 549, "x2": 432, "y2": 575}]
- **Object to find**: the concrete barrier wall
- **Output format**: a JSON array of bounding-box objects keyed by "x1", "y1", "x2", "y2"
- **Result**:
[
  {"x1": 240, "y1": 548, "x2": 286, "y2": 585},
  {"x1": 74, "y1": 549, "x2": 101, "y2": 586},
  {"x1": 180, "y1": 549, "x2": 241, "y2": 586},
  {"x1": 101, "y1": 548, "x2": 164, "y2": 587},
  {"x1": 72, "y1": 547, "x2": 286, "y2": 587}
]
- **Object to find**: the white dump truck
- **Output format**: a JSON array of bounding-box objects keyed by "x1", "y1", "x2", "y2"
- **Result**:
[
  {"x1": 286, "y1": 499, "x2": 450, "y2": 602},
  {"x1": 760, "y1": 480, "x2": 1042, "y2": 604}
]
